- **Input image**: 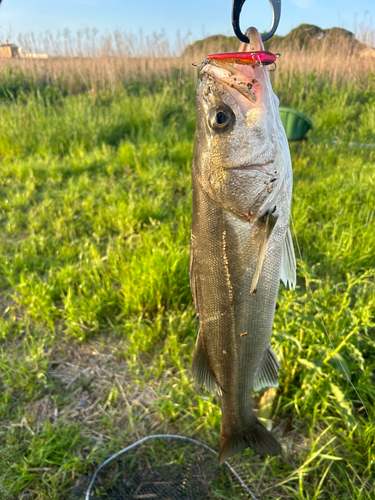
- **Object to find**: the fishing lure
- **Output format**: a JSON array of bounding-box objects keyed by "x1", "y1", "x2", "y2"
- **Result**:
[{"x1": 206, "y1": 50, "x2": 277, "y2": 66}]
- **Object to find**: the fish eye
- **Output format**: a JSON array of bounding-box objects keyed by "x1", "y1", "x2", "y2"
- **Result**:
[
  {"x1": 208, "y1": 104, "x2": 235, "y2": 132},
  {"x1": 215, "y1": 111, "x2": 227, "y2": 124}
]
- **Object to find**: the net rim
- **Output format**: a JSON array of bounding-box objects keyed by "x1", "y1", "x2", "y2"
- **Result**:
[{"x1": 84, "y1": 433, "x2": 258, "y2": 500}]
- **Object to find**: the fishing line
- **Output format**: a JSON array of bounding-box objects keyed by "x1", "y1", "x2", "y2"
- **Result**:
[{"x1": 262, "y1": 65, "x2": 370, "y2": 422}]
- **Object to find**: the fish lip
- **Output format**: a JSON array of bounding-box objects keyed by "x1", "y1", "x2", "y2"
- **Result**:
[{"x1": 229, "y1": 160, "x2": 275, "y2": 173}]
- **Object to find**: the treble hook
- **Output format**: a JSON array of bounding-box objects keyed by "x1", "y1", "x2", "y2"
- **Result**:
[{"x1": 232, "y1": 0, "x2": 281, "y2": 43}]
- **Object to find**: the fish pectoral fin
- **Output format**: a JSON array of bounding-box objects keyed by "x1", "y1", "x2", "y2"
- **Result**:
[
  {"x1": 280, "y1": 227, "x2": 297, "y2": 290},
  {"x1": 250, "y1": 211, "x2": 278, "y2": 295},
  {"x1": 192, "y1": 331, "x2": 222, "y2": 396},
  {"x1": 253, "y1": 344, "x2": 280, "y2": 392},
  {"x1": 219, "y1": 417, "x2": 281, "y2": 464}
]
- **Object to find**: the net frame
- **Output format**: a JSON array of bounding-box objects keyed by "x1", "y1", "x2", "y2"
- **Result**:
[{"x1": 84, "y1": 434, "x2": 259, "y2": 500}]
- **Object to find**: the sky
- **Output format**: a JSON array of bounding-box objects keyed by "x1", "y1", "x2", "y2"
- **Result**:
[{"x1": 0, "y1": 0, "x2": 373, "y2": 45}]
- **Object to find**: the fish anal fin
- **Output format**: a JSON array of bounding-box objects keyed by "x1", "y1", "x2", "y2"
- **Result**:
[
  {"x1": 280, "y1": 227, "x2": 296, "y2": 290},
  {"x1": 250, "y1": 211, "x2": 278, "y2": 294},
  {"x1": 253, "y1": 344, "x2": 280, "y2": 392},
  {"x1": 219, "y1": 418, "x2": 281, "y2": 464},
  {"x1": 192, "y1": 331, "x2": 222, "y2": 396}
]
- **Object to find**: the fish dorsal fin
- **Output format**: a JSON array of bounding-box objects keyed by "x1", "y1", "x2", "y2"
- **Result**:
[
  {"x1": 250, "y1": 211, "x2": 278, "y2": 295},
  {"x1": 280, "y1": 227, "x2": 297, "y2": 290},
  {"x1": 253, "y1": 344, "x2": 280, "y2": 392},
  {"x1": 192, "y1": 331, "x2": 223, "y2": 396}
]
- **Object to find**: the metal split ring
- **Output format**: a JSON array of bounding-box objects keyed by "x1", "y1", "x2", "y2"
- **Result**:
[{"x1": 232, "y1": 0, "x2": 281, "y2": 43}]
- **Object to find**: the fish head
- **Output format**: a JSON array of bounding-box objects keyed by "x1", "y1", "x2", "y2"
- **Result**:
[{"x1": 193, "y1": 28, "x2": 286, "y2": 222}]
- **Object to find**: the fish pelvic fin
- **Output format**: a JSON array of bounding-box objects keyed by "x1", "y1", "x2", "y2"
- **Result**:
[
  {"x1": 219, "y1": 417, "x2": 281, "y2": 464},
  {"x1": 253, "y1": 343, "x2": 280, "y2": 392},
  {"x1": 192, "y1": 331, "x2": 223, "y2": 396},
  {"x1": 280, "y1": 227, "x2": 297, "y2": 290},
  {"x1": 189, "y1": 235, "x2": 199, "y2": 313},
  {"x1": 250, "y1": 211, "x2": 278, "y2": 295}
]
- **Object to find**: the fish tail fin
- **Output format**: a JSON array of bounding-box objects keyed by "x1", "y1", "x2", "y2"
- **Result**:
[{"x1": 219, "y1": 417, "x2": 281, "y2": 464}]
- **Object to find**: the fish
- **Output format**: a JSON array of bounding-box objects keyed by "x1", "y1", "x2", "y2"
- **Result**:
[{"x1": 190, "y1": 27, "x2": 296, "y2": 464}]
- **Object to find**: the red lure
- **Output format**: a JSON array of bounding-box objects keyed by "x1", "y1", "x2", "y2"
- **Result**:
[{"x1": 206, "y1": 50, "x2": 277, "y2": 66}]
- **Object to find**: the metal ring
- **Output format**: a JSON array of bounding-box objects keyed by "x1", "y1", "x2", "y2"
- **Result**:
[{"x1": 232, "y1": 0, "x2": 281, "y2": 43}]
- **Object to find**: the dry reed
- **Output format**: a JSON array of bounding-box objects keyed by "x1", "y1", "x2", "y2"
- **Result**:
[{"x1": 0, "y1": 26, "x2": 373, "y2": 95}]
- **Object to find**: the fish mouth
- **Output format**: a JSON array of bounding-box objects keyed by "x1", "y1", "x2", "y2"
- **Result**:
[
  {"x1": 202, "y1": 63, "x2": 261, "y2": 105},
  {"x1": 230, "y1": 160, "x2": 275, "y2": 173}
]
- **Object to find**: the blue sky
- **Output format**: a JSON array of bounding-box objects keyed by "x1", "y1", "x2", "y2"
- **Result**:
[{"x1": 0, "y1": 0, "x2": 373, "y2": 43}]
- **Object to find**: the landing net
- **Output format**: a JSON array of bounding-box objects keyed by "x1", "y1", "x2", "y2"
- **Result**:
[{"x1": 69, "y1": 434, "x2": 258, "y2": 500}]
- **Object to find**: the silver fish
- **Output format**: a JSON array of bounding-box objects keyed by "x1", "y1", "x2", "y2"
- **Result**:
[{"x1": 190, "y1": 27, "x2": 296, "y2": 464}]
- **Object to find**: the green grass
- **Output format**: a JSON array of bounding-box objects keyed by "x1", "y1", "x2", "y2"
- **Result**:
[{"x1": 0, "y1": 69, "x2": 374, "y2": 499}]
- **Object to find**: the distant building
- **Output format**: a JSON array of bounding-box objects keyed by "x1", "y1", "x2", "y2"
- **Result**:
[
  {"x1": 0, "y1": 40, "x2": 48, "y2": 59},
  {"x1": 0, "y1": 40, "x2": 20, "y2": 58},
  {"x1": 20, "y1": 52, "x2": 49, "y2": 59}
]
